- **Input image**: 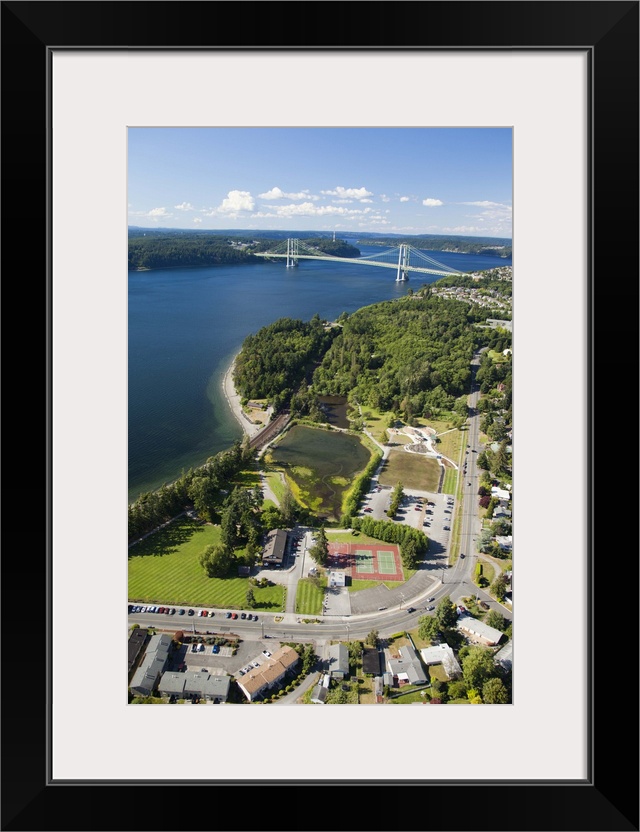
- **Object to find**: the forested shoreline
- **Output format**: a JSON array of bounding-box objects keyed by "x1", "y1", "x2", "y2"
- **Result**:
[
  {"x1": 128, "y1": 231, "x2": 360, "y2": 270},
  {"x1": 233, "y1": 276, "x2": 511, "y2": 425}
]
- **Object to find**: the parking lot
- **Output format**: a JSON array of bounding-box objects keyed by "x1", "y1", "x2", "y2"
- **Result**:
[{"x1": 181, "y1": 637, "x2": 276, "y2": 676}]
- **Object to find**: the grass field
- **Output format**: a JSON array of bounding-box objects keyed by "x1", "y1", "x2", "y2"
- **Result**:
[
  {"x1": 378, "y1": 449, "x2": 440, "y2": 491},
  {"x1": 326, "y1": 531, "x2": 381, "y2": 545},
  {"x1": 295, "y1": 578, "x2": 325, "y2": 615},
  {"x1": 128, "y1": 516, "x2": 285, "y2": 610},
  {"x1": 443, "y1": 466, "x2": 458, "y2": 494},
  {"x1": 348, "y1": 579, "x2": 403, "y2": 593},
  {"x1": 270, "y1": 425, "x2": 373, "y2": 521}
]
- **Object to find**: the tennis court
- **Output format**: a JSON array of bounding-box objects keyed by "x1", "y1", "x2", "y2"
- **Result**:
[
  {"x1": 376, "y1": 550, "x2": 397, "y2": 575},
  {"x1": 354, "y1": 550, "x2": 375, "y2": 573},
  {"x1": 327, "y1": 542, "x2": 404, "y2": 582}
]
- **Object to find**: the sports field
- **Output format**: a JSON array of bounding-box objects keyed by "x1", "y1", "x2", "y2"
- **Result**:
[
  {"x1": 377, "y1": 449, "x2": 440, "y2": 491},
  {"x1": 327, "y1": 542, "x2": 404, "y2": 582}
]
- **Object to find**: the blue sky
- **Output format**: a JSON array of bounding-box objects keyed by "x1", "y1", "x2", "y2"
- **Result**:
[{"x1": 128, "y1": 128, "x2": 512, "y2": 238}]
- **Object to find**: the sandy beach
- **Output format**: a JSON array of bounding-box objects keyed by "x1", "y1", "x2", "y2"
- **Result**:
[{"x1": 222, "y1": 356, "x2": 263, "y2": 438}]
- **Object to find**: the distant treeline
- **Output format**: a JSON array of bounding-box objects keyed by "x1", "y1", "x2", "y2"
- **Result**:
[
  {"x1": 361, "y1": 235, "x2": 512, "y2": 258},
  {"x1": 128, "y1": 231, "x2": 360, "y2": 269},
  {"x1": 251, "y1": 237, "x2": 360, "y2": 259},
  {"x1": 128, "y1": 233, "x2": 257, "y2": 270}
]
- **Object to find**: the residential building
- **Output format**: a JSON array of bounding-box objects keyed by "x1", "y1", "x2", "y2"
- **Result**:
[
  {"x1": 494, "y1": 641, "x2": 513, "y2": 671},
  {"x1": 129, "y1": 633, "x2": 172, "y2": 697},
  {"x1": 327, "y1": 643, "x2": 349, "y2": 679},
  {"x1": 456, "y1": 614, "x2": 504, "y2": 646},
  {"x1": 310, "y1": 673, "x2": 330, "y2": 704},
  {"x1": 128, "y1": 627, "x2": 148, "y2": 678},
  {"x1": 262, "y1": 528, "x2": 288, "y2": 568},
  {"x1": 362, "y1": 646, "x2": 381, "y2": 676},
  {"x1": 236, "y1": 645, "x2": 300, "y2": 702},
  {"x1": 158, "y1": 670, "x2": 231, "y2": 703},
  {"x1": 420, "y1": 644, "x2": 462, "y2": 679},
  {"x1": 387, "y1": 643, "x2": 428, "y2": 686}
]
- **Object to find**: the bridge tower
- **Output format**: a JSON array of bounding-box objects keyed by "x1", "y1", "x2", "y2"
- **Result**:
[
  {"x1": 396, "y1": 243, "x2": 410, "y2": 281},
  {"x1": 286, "y1": 237, "x2": 299, "y2": 268}
]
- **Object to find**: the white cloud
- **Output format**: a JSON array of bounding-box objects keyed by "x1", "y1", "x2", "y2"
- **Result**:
[
  {"x1": 460, "y1": 200, "x2": 511, "y2": 209},
  {"x1": 400, "y1": 196, "x2": 410, "y2": 203},
  {"x1": 321, "y1": 186, "x2": 373, "y2": 201},
  {"x1": 380, "y1": 194, "x2": 391, "y2": 203},
  {"x1": 258, "y1": 187, "x2": 318, "y2": 201},
  {"x1": 422, "y1": 198, "x2": 444, "y2": 207},
  {"x1": 193, "y1": 217, "x2": 202, "y2": 223},
  {"x1": 269, "y1": 202, "x2": 374, "y2": 218},
  {"x1": 218, "y1": 190, "x2": 255, "y2": 213},
  {"x1": 458, "y1": 201, "x2": 512, "y2": 235},
  {"x1": 148, "y1": 207, "x2": 171, "y2": 217},
  {"x1": 174, "y1": 202, "x2": 196, "y2": 211}
]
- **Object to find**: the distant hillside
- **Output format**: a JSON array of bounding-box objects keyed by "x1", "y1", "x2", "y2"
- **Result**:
[{"x1": 356, "y1": 233, "x2": 511, "y2": 258}]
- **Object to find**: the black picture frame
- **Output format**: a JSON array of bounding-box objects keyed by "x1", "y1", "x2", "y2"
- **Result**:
[{"x1": 2, "y1": 2, "x2": 638, "y2": 831}]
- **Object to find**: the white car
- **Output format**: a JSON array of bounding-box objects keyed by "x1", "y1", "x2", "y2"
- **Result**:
[
  {"x1": 251, "y1": 661, "x2": 260, "y2": 668},
  {"x1": 262, "y1": 650, "x2": 272, "y2": 658}
]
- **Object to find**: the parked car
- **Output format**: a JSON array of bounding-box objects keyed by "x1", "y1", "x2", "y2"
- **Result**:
[
  {"x1": 251, "y1": 661, "x2": 260, "y2": 668},
  {"x1": 225, "y1": 611, "x2": 232, "y2": 618},
  {"x1": 188, "y1": 609, "x2": 195, "y2": 616},
  {"x1": 426, "y1": 605, "x2": 435, "y2": 611},
  {"x1": 407, "y1": 607, "x2": 416, "y2": 614},
  {"x1": 212, "y1": 644, "x2": 220, "y2": 654},
  {"x1": 262, "y1": 650, "x2": 272, "y2": 658},
  {"x1": 231, "y1": 613, "x2": 238, "y2": 619},
  {"x1": 240, "y1": 612, "x2": 246, "y2": 620},
  {"x1": 158, "y1": 607, "x2": 165, "y2": 614},
  {"x1": 428, "y1": 597, "x2": 435, "y2": 602},
  {"x1": 178, "y1": 609, "x2": 185, "y2": 615}
]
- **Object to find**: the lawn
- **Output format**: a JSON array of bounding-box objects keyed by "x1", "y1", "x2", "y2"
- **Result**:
[
  {"x1": 442, "y1": 467, "x2": 458, "y2": 494},
  {"x1": 348, "y1": 579, "x2": 403, "y2": 593},
  {"x1": 295, "y1": 577, "x2": 325, "y2": 615},
  {"x1": 388, "y1": 686, "x2": 429, "y2": 703},
  {"x1": 128, "y1": 516, "x2": 285, "y2": 610},
  {"x1": 378, "y1": 449, "x2": 440, "y2": 491},
  {"x1": 359, "y1": 406, "x2": 392, "y2": 442},
  {"x1": 326, "y1": 530, "x2": 381, "y2": 545}
]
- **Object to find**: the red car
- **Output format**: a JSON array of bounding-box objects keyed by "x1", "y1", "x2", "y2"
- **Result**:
[{"x1": 231, "y1": 612, "x2": 238, "y2": 620}]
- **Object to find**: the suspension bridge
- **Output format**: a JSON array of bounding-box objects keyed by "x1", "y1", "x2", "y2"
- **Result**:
[{"x1": 252, "y1": 238, "x2": 466, "y2": 281}]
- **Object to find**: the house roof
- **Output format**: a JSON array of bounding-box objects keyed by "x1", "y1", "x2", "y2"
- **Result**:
[
  {"x1": 310, "y1": 684, "x2": 327, "y2": 703},
  {"x1": 128, "y1": 628, "x2": 148, "y2": 672},
  {"x1": 456, "y1": 614, "x2": 504, "y2": 645},
  {"x1": 387, "y1": 645, "x2": 428, "y2": 684},
  {"x1": 328, "y1": 643, "x2": 349, "y2": 674},
  {"x1": 420, "y1": 644, "x2": 462, "y2": 679},
  {"x1": 158, "y1": 673, "x2": 186, "y2": 695},
  {"x1": 494, "y1": 640, "x2": 513, "y2": 670},
  {"x1": 362, "y1": 647, "x2": 380, "y2": 675},
  {"x1": 262, "y1": 529, "x2": 288, "y2": 564},
  {"x1": 130, "y1": 634, "x2": 172, "y2": 692}
]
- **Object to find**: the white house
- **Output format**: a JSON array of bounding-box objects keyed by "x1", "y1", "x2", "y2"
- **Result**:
[
  {"x1": 456, "y1": 614, "x2": 504, "y2": 646},
  {"x1": 420, "y1": 644, "x2": 462, "y2": 679}
]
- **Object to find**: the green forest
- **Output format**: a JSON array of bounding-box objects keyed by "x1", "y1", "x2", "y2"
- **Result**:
[{"x1": 233, "y1": 284, "x2": 512, "y2": 424}]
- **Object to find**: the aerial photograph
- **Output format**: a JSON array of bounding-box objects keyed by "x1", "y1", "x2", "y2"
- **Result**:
[{"x1": 127, "y1": 127, "x2": 513, "y2": 705}]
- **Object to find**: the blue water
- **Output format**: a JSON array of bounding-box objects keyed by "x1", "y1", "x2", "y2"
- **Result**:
[{"x1": 128, "y1": 243, "x2": 511, "y2": 501}]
